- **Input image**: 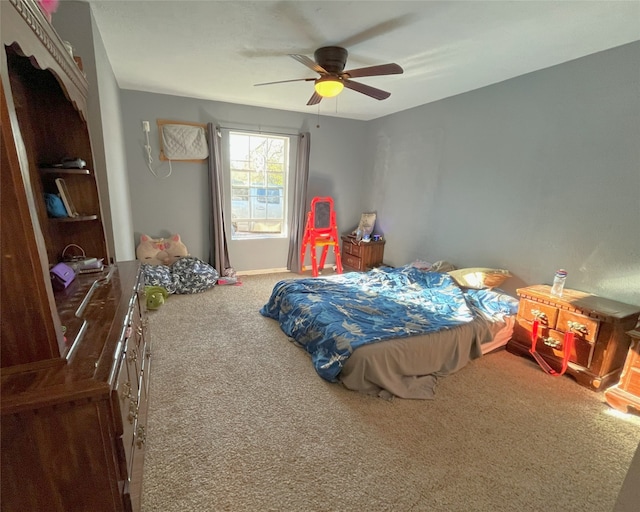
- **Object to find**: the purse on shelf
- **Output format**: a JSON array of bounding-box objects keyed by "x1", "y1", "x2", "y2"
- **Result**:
[
  {"x1": 50, "y1": 262, "x2": 76, "y2": 291},
  {"x1": 44, "y1": 193, "x2": 68, "y2": 218}
]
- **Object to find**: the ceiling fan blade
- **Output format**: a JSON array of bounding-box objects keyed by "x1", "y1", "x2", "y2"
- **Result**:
[
  {"x1": 289, "y1": 54, "x2": 328, "y2": 75},
  {"x1": 342, "y1": 63, "x2": 403, "y2": 79},
  {"x1": 254, "y1": 78, "x2": 315, "y2": 86},
  {"x1": 342, "y1": 79, "x2": 391, "y2": 100},
  {"x1": 306, "y1": 91, "x2": 322, "y2": 106}
]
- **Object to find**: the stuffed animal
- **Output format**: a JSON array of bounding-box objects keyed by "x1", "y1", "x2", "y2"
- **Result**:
[
  {"x1": 37, "y1": 0, "x2": 59, "y2": 21},
  {"x1": 136, "y1": 233, "x2": 189, "y2": 266},
  {"x1": 145, "y1": 286, "x2": 169, "y2": 310},
  {"x1": 163, "y1": 234, "x2": 189, "y2": 265}
]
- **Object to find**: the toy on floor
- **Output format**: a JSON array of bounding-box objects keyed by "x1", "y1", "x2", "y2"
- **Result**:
[
  {"x1": 136, "y1": 233, "x2": 218, "y2": 294},
  {"x1": 145, "y1": 286, "x2": 169, "y2": 310}
]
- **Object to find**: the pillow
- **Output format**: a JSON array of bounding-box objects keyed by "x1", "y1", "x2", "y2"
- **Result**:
[
  {"x1": 172, "y1": 257, "x2": 218, "y2": 294},
  {"x1": 448, "y1": 267, "x2": 512, "y2": 289},
  {"x1": 430, "y1": 260, "x2": 457, "y2": 273},
  {"x1": 408, "y1": 259, "x2": 432, "y2": 271},
  {"x1": 141, "y1": 263, "x2": 177, "y2": 293},
  {"x1": 136, "y1": 233, "x2": 189, "y2": 266}
]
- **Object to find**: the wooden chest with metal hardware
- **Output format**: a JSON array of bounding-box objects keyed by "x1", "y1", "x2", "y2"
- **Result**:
[
  {"x1": 605, "y1": 329, "x2": 640, "y2": 415},
  {"x1": 341, "y1": 235, "x2": 385, "y2": 271},
  {"x1": 506, "y1": 285, "x2": 640, "y2": 390}
]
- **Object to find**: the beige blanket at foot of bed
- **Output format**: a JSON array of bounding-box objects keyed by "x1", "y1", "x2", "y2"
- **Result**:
[{"x1": 339, "y1": 316, "x2": 504, "y2": 400}]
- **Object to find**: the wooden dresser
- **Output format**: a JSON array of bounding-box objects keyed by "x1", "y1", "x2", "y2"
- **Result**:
[
  {"x1": 1, "y1": 262, "x2": 150, "y2": 511},
  {"x1": 341, "y1": 235, "x2": 385, "y2": 271},
  {"x1": 506, "y1": 285, "x2": 640, "y2": 390},
  {"x1": 605, "y1": 330, "x2": 640, "y2": 415},
  {"x1": 1, "y1": 1, "x2": 151, "y2": 510}
]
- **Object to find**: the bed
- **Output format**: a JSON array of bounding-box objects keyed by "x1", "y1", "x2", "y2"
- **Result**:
[{"x1": 260, "y1": 265, "x2": 519, "y2": 399}]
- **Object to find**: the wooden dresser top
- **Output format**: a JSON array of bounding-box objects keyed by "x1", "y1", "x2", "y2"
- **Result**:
[
  {"x1": 517, "y1": 285, "x2": 640, "y2": 322},
  {"x1": 1, "y1": 261, "x2": 140, "y2": 413}
]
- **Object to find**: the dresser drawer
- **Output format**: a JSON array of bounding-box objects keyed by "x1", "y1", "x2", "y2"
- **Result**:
[
  {"x1": 536, "y1": 328, "x2": 595, "y2": 368},
  {"x1": 115, "y1": 343, "x2": 138, "y2": 479},
  {"x1": 557, "y1": 310, "x2": 599, "y2": 343},
  {"x1": 343, "y1": 241, "x2": 361, "y2": 257},
  {"x1": 519, "y1": 298, "x2": 558, "y2": 327},
  {"x1": 343, "y1": 253, "x2": 363, "y2": 270},
  {"x1": 626, "y1": 367, "x2": 640, "y2": 396}
]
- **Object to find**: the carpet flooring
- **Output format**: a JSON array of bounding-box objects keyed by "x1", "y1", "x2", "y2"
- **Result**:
[{"x1": 140, "y1": 272, "x2": 640, "y2": 512}]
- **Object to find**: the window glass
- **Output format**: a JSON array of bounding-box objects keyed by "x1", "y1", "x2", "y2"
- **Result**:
[{"x1": 229, "y1": 132, "x2": 289, "y2": 239}]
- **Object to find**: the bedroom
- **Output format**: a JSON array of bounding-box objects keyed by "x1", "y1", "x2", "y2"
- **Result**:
[
  {"x1": 50, "y1": 1, "x2": 638, "y2": 308},
  {"x1": 2, "y1": 1, "x2": 639, "y2": 511}
]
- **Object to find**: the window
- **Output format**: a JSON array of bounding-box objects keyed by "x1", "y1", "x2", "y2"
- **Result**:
[{"x1": 229, "y1": 131, "x2": 289, "y2": 239}]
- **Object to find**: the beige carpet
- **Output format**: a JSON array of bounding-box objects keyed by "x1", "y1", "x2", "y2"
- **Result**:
[{"x1": 141, "y1": 272, "x2": 640, "y2": 512}]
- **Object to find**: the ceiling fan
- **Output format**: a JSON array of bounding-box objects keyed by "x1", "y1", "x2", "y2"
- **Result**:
[{"x1": 254, "y1": 46, "x2": 403, "y2": 105}]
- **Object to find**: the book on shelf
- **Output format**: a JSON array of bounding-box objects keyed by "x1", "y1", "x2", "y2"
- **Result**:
[
  {"x1": 54, "y1": 178, "x2": 78, "y2": 217},
  {"x1": 66, "y1": 257, "x2": 103, "y2": 273},
  {"x1": 79, "y1": 264, "x2": 105, "y2": 274}
]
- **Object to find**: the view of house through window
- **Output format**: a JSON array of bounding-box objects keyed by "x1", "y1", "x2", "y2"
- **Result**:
[{"x1": 229, "y1": 131, "x2": 289, "y2": 239}]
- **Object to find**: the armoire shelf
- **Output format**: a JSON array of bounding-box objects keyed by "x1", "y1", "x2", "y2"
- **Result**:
[
  {"x1": 40, "y1": 167, "x2": 92, "y2": 175},
  {"x1": 51, "y1": 214, "x2": 99, "y2": 222}
]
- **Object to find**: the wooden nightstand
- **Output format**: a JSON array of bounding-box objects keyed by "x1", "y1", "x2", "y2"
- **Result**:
[
  {"x1": 341, "y1": 235, "x2": 385, "y2": 271},
  {"x1": 605, "y1": 330, "x2": 640, "y2": 415},
  {"x1": 506, "y1": 285, "x2": 640, "y2": 390}
]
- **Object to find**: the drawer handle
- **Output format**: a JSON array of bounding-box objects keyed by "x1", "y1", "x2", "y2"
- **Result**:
[
  {"x1": 543, "y1": 337, "x2": 562, "y2": 349},
  {"x1": 120, "y1": 381, "x2": 132, "y2": 400},
  {"x1": 567, "y1": 321, "x2": 588, "y2": 336},
  {"x1": 136, "y1": 425, "x2": 146, "y2": 448},
  {"x1": 531, "y1": 309, "x2": 548, "y2": 323},
  {"x1": 128, "y1": 400, "x2": 139, "y2": 424}
]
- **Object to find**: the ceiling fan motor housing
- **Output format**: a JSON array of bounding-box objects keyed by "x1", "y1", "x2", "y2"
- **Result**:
[{"x1": 314, "y1": 46, "x2": 348, "y2": 74}]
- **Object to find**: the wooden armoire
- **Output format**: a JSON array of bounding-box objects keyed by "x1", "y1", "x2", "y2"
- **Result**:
[{"x1": 1, "y1": 1, "x2": 150, "y2": 511}]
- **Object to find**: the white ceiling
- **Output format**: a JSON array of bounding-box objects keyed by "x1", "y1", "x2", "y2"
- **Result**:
[{"x1": 86, "y1": 0, "x2": 640, "y2": 121}]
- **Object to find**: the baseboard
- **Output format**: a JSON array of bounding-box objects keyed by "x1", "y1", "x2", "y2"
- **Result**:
[{"x1": 236, "y1": 268, "x2": 290, "y2": 276}]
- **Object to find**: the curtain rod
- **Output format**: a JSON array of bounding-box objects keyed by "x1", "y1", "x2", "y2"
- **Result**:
[{"x1": 216, "y1": 124, "x2": 303, "y2": 138}]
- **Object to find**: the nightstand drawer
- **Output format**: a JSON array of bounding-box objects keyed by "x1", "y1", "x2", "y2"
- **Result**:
[
  {"x1": 343, "y1": 253, "x2": 364, "y2": 270},
  {"x1": 557, "y1": 310, "x2": 599, "y2": 343},
  {"x1": 537, "y1": 328, "x2": 595, "y2": 368},
  {"x1": 626, "y1": 368, "x2": 640, "y2": 396},
  {"x1": 344, "y1": 242, "x2": 361, "y2": 257},
  {"x1": 519, "y1": 298, "x2": 558, "y2": 327}
]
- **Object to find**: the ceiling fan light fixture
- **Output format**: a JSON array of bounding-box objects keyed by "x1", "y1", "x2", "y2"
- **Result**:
[{"x1": 314, "y1": 76, "x2": 344, "y2": 98}]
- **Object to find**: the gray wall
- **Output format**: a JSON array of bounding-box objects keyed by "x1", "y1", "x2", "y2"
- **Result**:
[
  {"x1": 366, "y1": 42, "x2": 640, "y2": 305},
  {"x1": 118, "y1": 91, "x2": 368, "y2": 265},
  {"x1": 58, "y1": 0, "x2": 638, "y2": 306},
  {"x1": 54, "y1": 1, "x2": 135, "y2": 262}
]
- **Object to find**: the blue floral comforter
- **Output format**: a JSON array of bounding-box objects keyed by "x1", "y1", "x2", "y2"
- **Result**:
[{"x1": 260, "y1": 266, "x2": 518, "y2": 382}]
